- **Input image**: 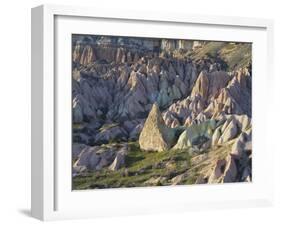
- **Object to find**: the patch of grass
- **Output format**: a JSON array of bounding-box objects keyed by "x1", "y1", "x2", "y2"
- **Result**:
[
  {"x1": 219, "y1": 43, "x2": 251, "y2": 70},
  {"x1": 73, "y1": 142, "x2": 192, "y2": 190},
  {"x1": 72, "y1": 141, "x2": 236, "y2": 189},
  {"x1": 190, "y1": 42, "x2": 251, "y2": 71},
  {"x1": 191, "y1": 42, "x2": 226, "y2": 59}
]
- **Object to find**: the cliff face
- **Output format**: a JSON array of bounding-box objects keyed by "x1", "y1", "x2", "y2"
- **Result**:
[
  {"x1": 72, "y1": 34, "x2": 252, "y2": 188},
  {"x1": 160, "y1": 39, "x2": 195, "y2": 51},
  {"x1": 72, "y1": 36, "x2": 204, "y2": 66}
]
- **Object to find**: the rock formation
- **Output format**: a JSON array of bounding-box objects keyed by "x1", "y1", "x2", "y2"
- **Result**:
[
  {"x1": 172, "y1": 120, "x2": 216, "y2": 151},
  {"x1": 73, "y1": 143, "x2": 129, "y2": 174},
  {"x1": 71, "y1": 35, "x2": 252, "y2": 188},
  {"x1": 139, "y1": 103, "x2": 175, "y2": 152}
]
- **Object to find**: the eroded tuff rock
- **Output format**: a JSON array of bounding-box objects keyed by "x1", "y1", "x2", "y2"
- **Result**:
[
  {"x1": 73, "y1": 143, "x2": 129, "y2": 173},
  {"x1": 191, "y1": 70, "x2": 231, "y2": 100},
  {"x1": 172, "y1": 120, "x2": 216, "y2": 151},
  {"x1": 72, "y1": 49, "x2": 199, "y2": 124},
  {"x1": 73, "y1": 44, "x2": 96, "y2": 65},
  {"x1": 208, "y1": 155, "x2": 238, "y2": 183},
  {"x1": 139, "y1": 103, "x2": 175, "y2": 152},
  {"x1": 72, "y1": 35, "x2": 252, "y2": 186},
  {"x1": 162, "y1": 69, "x2": 251, "y2": 128},
  {"x1": 108, "y1": 145, "x2": 128, "y2": 171},
  {"x1": 184, "y1": 115, "x2": 252, "y2": 183},
  {"x1": 94, "y1": 124, "x2": 128, "y2": 144}
]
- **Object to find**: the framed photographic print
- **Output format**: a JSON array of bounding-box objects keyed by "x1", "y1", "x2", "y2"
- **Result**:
[{"x1": 31, "y1": 4, "x2": 274, "y2": 221}]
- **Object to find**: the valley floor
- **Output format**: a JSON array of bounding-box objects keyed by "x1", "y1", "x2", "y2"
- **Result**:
[{"x1": 73, "y1": 141, "x2": 243, "y2": 190}]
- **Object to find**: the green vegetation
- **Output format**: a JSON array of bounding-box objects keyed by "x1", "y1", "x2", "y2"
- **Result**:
[
  {"x1": 220, "y1": 43, "x2": 251, "y2": 71},
  {"x1": 192, "y1": 42, "x2": 226, "y2": 59},
  {"x1": 162, "y1": 42, "x2": 251, "y2": 71},
  {"x1": 72, "y1": 142, "x2": 192, "y2": 189},
  {"x1": 190, "y1": 42, "x2": 252, "y2": 71}
]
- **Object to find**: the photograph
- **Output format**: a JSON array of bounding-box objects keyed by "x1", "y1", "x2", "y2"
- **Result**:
[{"x1": 71, "y1": 34, "x2": 252, "y2": 190}]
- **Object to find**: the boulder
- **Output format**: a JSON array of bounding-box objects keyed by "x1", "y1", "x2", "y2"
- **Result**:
[
  {"x1": 108, "y1": 145, "x2": 128, "y2": 171},
  {"x1": 172, "y1": 120, "x2": 216, "y2": 150},
  {"x1": 139, "y1": 103, "x2": 175, "y2": 152},
  {"x1": 74, "y1": 144, "x2": 128, "y2": 171},
  {"x1": 74, "y1": 146, "x2": 103, "y2": 170}
]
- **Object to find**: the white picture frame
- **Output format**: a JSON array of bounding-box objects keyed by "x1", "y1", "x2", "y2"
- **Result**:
[{"x1": 31, "y1": 4, "x2": 274, "y2": 221}]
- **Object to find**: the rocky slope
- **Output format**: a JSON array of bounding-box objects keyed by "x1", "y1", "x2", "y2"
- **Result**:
[{"x1": 72, "y1": 35, "x2": 252, "y2": 189}]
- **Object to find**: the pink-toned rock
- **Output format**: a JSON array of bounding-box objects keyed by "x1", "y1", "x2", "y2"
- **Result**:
[
  {"x1": 80, "y1": 45, "x2": 96, "y2": 65},
  {"x1": 191, "y1": 71, "x2": 209, "y2": 100}
]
